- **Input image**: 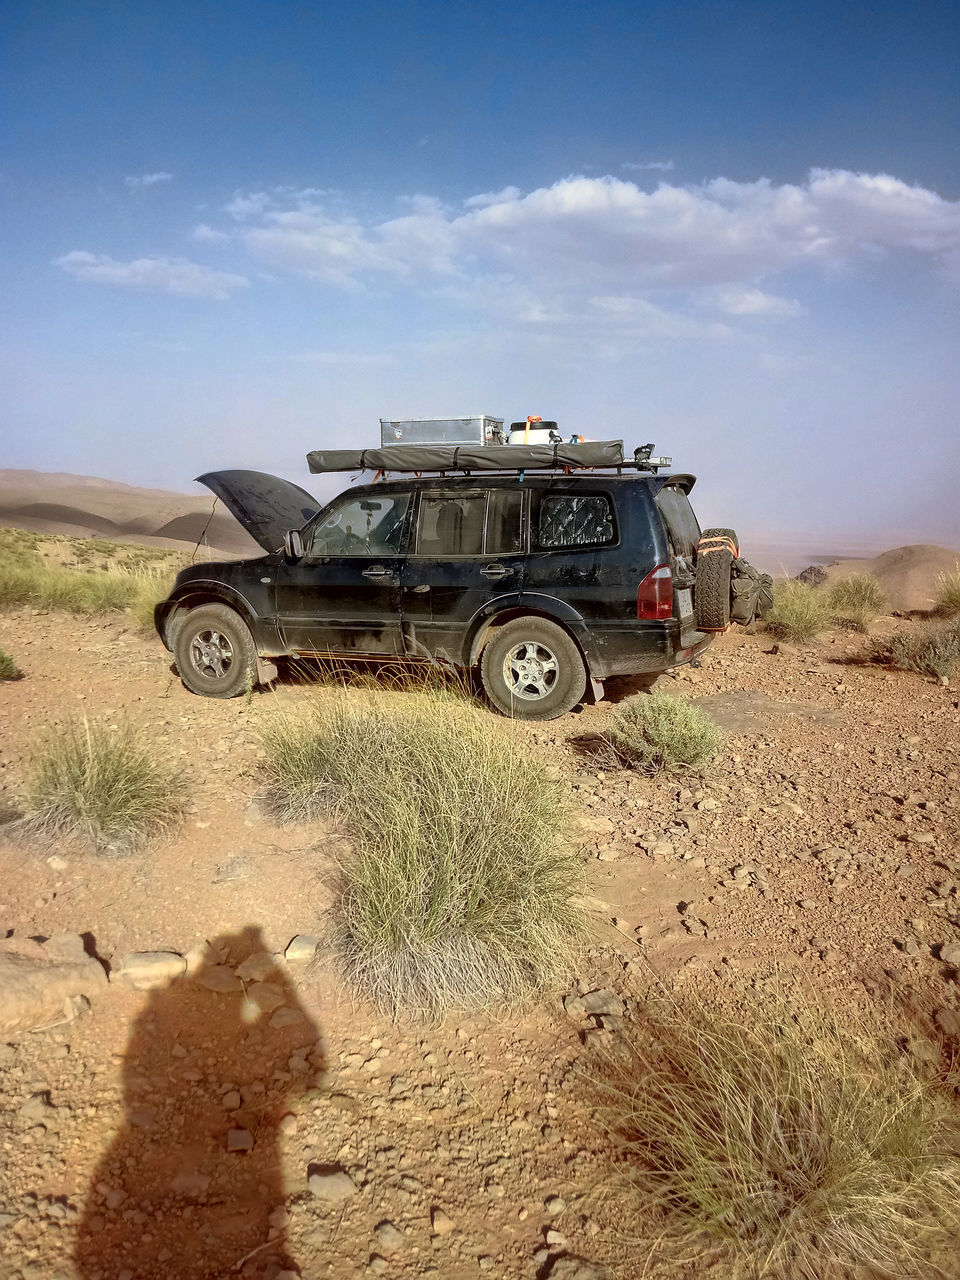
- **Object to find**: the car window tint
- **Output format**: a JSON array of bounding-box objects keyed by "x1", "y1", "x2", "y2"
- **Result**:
[
  {"x1": 537, "y1": 494, "x2": 614, "y2": 548},
  {"x1": 655, "y1": 486, "x2": 701, "y2": 557},
  {"x1": 485, "y1": 489, "x2": 523, "y2": 555},
  {"x1": 307, "y1": 492, "x2": 410, "y2": 557},
  {"x1": 418, "y1": 494, "x2": 485, "y2": 555}
]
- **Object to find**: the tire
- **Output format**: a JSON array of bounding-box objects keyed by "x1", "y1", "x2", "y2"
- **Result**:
[
  {"x1": 174, "y1": 604, "x2": 258, "y2": 699},
  {"x1": 480, "y1": 617, "x2": 587, "y2": 720},
  {"x1": 694, "y1": 527, "x2": 739, "y2": 632}
]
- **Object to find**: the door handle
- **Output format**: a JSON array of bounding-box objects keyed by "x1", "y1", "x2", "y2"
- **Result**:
[
  {"x1": 362, "y1": 565, "x2": 391, "y2": 579},
  {"x1": 480, "y1": 564, "x2": 513, "y2": 580}
]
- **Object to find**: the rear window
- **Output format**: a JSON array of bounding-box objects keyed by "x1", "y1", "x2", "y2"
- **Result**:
[
  {"x1": 655, "y1": 486, "x2": 701, "y2": 557},
  {"x1": 537, "y1": 493, "x2": 616, "y2": 549}
]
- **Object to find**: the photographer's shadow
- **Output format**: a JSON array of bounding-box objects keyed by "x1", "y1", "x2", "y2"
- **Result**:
[{"x1": 74, "y1": 925, "x2": 324, "y2": 1280}]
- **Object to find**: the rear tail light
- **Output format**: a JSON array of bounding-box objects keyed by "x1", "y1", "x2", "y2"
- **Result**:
[{"x1": 637, "y1": 563, "x2": 674, "y2": 620}]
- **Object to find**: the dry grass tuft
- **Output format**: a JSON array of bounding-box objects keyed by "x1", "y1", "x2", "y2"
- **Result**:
[
  {"x1": 607, "y1": 691, "x2": 721, "y2": 773},
  {"x1": 935, "y1": 567, "x2": 960, "y2": 618},
  {"x1": 0, "y1": 536, "x2": 174, "y2": 629},
  {"x1": 872, "y1": 621, "x2": 960, "y2": 681},
  {"x1": 590, "y1": 1001, "x2": 960, "y2": 1279},
  {"x1": 0, "y1": 646, "x2": 22, "y2": 680},
  {"x1": 259, "y1": 692, "x2": 585, "y2": 1017},
  {"x1": 827, "y1": 574, "x2": 887, "y2": 632},
  {"x1": 766, "y1": 579, "x2": 831, "y2": 643},
  {"x1": 21, "y1": 718, "x2": 185, "y2": 852}
]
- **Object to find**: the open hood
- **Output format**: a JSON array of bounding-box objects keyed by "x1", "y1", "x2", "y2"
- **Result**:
[{"x1": 196, "y1": 470, "x2": 322, "y2": 553}]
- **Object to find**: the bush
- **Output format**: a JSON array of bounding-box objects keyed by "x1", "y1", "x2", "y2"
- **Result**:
[
  {"x1": 607, "y1": 691, "x2": 721, "y2": 773},
  {"x1": 935, "y1": 567, "x2": 960, "y2": 618},
  {"x1": 827, "y1": 573, "x2": 887, "y2": 632},
  {"x1": 21, "y1": 718, "x2": 185, "y2": 851},
  {"x1": 765, "y1": 579, "x2": 830, "y2": 642},
  {"x1": 872, "y1": 621, "x2": 960, "y2": 681},
  {"x1": 0, "y1": 543, "x2": 172, "y2": 629},
  {"x1": 591, "y1": 1001, "x2": 960, "y2": 1278},
  {"x1": 259, "y1": 693, "x2": 585, "y2": 1017},
  {"x1": 0, "y1": 646, "x2": 22, "y2": 680}
]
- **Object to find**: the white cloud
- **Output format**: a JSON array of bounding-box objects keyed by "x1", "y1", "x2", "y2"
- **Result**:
[
  {"x1": 54, "y1": 251, "x2": 249, "y2": 300},
  {"x1": 125, "y1": 171, "x2": 173, "y2": 188},
  {"x1": 620, "y1": 160, "x2": 675, "y2": 172},
  {"x1": 713, "y1": 287, "x2": 806, "y2": 317},
  {"x1": 192, "y1": 223, "x2": 231, "y2": 243},
  {"x1": 216, "y1": 170, "x2": 960, "y2": 308}
]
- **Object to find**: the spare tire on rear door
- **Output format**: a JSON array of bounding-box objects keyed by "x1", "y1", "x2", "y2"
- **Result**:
[{"x1": 694, "y1": 527, "x2": 739, "y2": 632}]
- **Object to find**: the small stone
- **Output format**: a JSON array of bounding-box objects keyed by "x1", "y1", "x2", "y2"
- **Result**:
[
  {"x1": 934, "y1": 1007, "x2": 960, "y2": 1039},
  {"x1": 545, "y1": 1258, "x2": 616, "y2": 1280},
  {"x1": 285, "y1": 935, "x2": 321, "y2": 964},
  {"x1": 545, "y1": 1195, "x2": 566, "y2": 1215},
  {"x1": 196, "y1": 965, "x2": 242, "y2": 993},
  {"x1": 227, "y1": 1127, "x2": 254, "y2": 1152},
  {"x1": 278, "y1": 1112, "x2": 298, "y2": 1136},
  {"x1": 269, "y1": 1007, "x2": 305, "y2": 1029},
  {"x1": 221, "y1": 1090, "x2": 242, "y2": 1111},
  {"x1": 799, "y1": 899, "x2": 816, "y2": 910},
  {"x1": 267, "y1": 1205, "x2": 289, "y2": 1229},
  {"x1": 236, "y1": 952, "x2": 276, "y2": 982},
  {"x1": 431, "y1": 1206, "x2": 454, "y2": 1235},
  {"x1": 374, "y1": 1221, "x2": 404, "y2": 1253},
  {"x1": 244, "y1": 982, "x2": 287, "y2": 1014},
  {"x1": 939, "y1": 944, "x2": 960, "y2": 966},
  {"x1": 368, "y1": 1258, "x2": 388, "y2": 1276},
  {"x1": 308, "y1": 1169, "x2": 357, "y2": 1201},
  {"x1": 129, "y1": 1108, "x2": 156, "y2": 1129},
  {"x1": 581, "y1": 989, "x2": 624, "y2": 1017},
  {"x1": 112, "y1": 951, "x2": 187, "y2": 990},
  {"x1": 545, "y1": 1228, "x2": 568, "y2": 1247}
]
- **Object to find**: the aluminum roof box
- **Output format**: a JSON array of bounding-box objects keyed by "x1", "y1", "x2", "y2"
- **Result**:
[{"x1": 379, "y1": 416, "x2": 505, "y2": 447}]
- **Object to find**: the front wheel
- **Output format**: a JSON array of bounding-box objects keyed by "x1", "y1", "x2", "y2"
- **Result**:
[
  {"x1": 174, "y1": 604, "x2": 258, "y2": 699},
  {"x1": 480, "y1": 617, "x2": 587, "y2": 720}
]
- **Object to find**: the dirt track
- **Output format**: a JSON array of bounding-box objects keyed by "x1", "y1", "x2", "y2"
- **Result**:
[{"x1": 1, "y1": 607, "x2": 959, "y2": 1279}]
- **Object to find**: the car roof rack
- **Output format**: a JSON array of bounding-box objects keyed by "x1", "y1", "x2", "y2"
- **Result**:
[{"x1": 306, "y1": 440, "x2": 674, "y2": 476}]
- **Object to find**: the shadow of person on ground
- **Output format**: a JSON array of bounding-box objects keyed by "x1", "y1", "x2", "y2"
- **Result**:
[{"x1": 74, "y1": 925, "x2": 324, "y2": 1280}]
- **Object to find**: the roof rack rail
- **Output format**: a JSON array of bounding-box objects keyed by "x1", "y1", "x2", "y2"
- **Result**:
[{"x1": 306, "y1": 440, "x2": 672, "y2": 476}]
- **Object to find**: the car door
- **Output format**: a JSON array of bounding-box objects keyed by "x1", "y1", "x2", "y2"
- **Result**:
[
  {"x1": 400, "y1": 486, "x2": 526, "y2": 664},
  {"x1": 275, "y1": 490, "x2": 413, "y2": 655}
]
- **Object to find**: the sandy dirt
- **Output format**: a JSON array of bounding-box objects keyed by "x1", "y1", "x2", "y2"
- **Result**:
[{"x1": 1, "y1": 604, "x2": 959, "y2": 1280}]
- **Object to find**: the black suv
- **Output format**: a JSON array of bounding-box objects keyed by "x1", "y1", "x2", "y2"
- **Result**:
[{"x1": 155, "y1": 464, "x2": 722, "y2": 719}]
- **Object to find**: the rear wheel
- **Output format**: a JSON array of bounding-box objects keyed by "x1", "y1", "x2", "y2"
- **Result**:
[
  {"x1": 480, "y1": 617, "x2": 587, "y2": 720},
  {"x1": 174, "y1": 604, "x2": 258, "y2": 699},
  {"x1": 694, "y1": 527, "x2": 739, "y2": 631}
]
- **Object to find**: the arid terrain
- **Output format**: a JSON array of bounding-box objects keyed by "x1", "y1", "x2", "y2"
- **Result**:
[{"x1": 1, "y1": 560, "x2": 959, "y2": 1279}]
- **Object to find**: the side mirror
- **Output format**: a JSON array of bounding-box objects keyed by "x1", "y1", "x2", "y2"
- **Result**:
[{"x1": 284, "y1": 529, "x2": 304, "y2": 559}]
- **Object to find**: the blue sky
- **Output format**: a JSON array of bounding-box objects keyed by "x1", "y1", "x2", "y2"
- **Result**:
[{"x1": 2, "y1": 0, "x2": 959, "y2": 551}]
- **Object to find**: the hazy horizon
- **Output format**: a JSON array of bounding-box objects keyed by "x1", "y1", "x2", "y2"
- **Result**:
[{"x1": 2, "y1": 1, "x2": 959, "y2": 551}]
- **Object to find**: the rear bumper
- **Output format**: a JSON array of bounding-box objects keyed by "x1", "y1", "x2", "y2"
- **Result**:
[{"x1": 580, "y1": 618, "x2": 714, "y2": 679}]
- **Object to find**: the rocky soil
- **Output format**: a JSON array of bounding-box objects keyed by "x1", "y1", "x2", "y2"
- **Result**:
[{"x1": 1, "y1": 606, "x2": 959, "y2": 1279}]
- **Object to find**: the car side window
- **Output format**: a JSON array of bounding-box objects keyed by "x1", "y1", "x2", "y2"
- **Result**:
[
  {"x1": 417, "y1": 494, "x2": 486, "y2": 555},
  {"x1": 485, "y1": 489, "x2": 524, "y2": 555},
  {"x1": 536, "y1": 493, "x2": 615, "y2": 549},
  {"x1": 307, "y1": 492, "x2": 411, "y2": 557}
]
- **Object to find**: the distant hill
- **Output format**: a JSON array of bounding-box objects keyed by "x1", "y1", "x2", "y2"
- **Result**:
[
  {"x1": 0, "y1": 469, "x2": 262, "y2": 558},
  {"x1": 822, "y1": 544, "x2": 960, "y2": 613}
]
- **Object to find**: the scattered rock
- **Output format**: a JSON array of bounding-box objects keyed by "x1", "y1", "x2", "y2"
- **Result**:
[
  {"x1": 544, "y1": 1195, "x2": 566, "y2": 1215},
  {"x1": 111, "y1": 951, "x2": 186, "y2": 990},
  {"x1": 227, "y1": 1128, "x2": 254, "y2": 1152},
  {"x1": 285, "y1": 935, "x2": 321, "y2": 964},
  {"x1": 934, "y1": 1007, "x2": 960, "y2": 1039},
  {"x1": 235, "y1": 952, "x2": 276, "y2": 982},
  {"x1": 0, "y1": 936, "x2": 107, "y2": 1035},
  {"x1": 546, "y1": 1257, "x2": 615, "y2": 1280},
  {"x1": 195, "y1": 965, "x2": 243, "y2": 994},
  {"x1": 269, "y1": 1007, "x2": 305, "y2": 1029},
  {"x1": 373, "y1": 1221, "x2": 404, "y2": 1253},
  {"x1": 221, "y1": 1090, "x2": 242, "y2": 1111},
  {"x1": 581, "y1": 989, "x2": 624, "y2": 1017},
  {"x1": 939, "y1": 944, "x2": 960, "y2": 966},
  {"x1": 243, "y1": 982, "x2": 287, "y2": 1014},
  {"x1": 430, "y1": 1206, "x2": 454, "y2": 1235},
  {"x1": 308, "y1": 1168, "x2": 357, "y2": 1202}
]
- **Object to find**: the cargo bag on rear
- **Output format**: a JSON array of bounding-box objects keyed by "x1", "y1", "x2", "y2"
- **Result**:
[{"x1": 730, "y1": 559, "x2": 774, "y2": 625}]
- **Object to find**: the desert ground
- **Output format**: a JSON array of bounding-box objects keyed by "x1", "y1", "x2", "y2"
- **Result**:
[{"x1": 0, "y1": 482, "x2": 959, "y2": 1280}]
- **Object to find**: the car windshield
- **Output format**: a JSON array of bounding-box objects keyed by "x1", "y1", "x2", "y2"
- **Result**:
[{"x1": 307, "y1": 492, "x2": 411, "y2": 556}]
